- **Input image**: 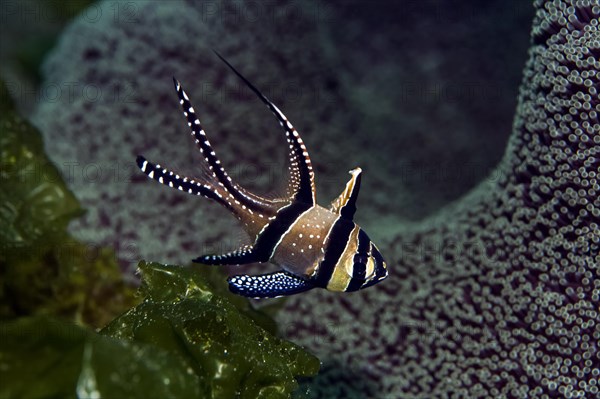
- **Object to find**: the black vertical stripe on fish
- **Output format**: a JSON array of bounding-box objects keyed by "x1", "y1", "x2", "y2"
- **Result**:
[
  {"x1": 354, "y1": 229, "x2": 371, "y2": 257},
  {"x1": 312, "y1": 217, "x2": 355, "y2": 288},
  {"x1": 345, "y1": 229, "x2": 371, "y2": 292},
  {"x1": 253, "y1": 201, "x2": 313, "y2": 260},
  {"x1": 196, "y1": 201, "x2": 312, "y2": 265}
]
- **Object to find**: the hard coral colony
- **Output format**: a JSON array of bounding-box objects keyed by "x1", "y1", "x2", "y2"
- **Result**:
[{"x1": 279, "y1": 0, "x2": 600, "y2": 397}]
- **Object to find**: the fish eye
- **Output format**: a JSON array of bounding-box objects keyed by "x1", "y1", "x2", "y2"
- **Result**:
[
  {"x1": 354, "y1": 253, "x2": 369, "y2": 264},
  {"x1": 345, "y1": 252, "x2": 369, "y2": 277}
]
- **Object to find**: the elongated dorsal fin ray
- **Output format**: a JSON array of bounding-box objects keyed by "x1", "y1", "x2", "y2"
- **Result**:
[
  {"x1": 330, "y1": 167, "x2": 362, "y2": 220},
  {"x1": 228, "y1": 271, "x2": 315, "y2": 298},
  {"x1": 213, "y1": 51, "x2": 316, "y2": 206},
  {"x1": 173, "y1": 77, "x2": 274, "y2": 214}
]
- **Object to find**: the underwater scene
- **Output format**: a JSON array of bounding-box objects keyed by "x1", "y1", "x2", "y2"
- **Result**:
[{"x1": 1, "y1": 0, "x2": 598, "y2": 398}]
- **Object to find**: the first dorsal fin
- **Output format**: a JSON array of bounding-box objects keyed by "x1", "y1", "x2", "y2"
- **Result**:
[
  {"x1": 330, "y1": 167, "x2": 362, "y2": 220},
  {"x1": 213, "y1": 51, "x2": 316, "y2": 206}
]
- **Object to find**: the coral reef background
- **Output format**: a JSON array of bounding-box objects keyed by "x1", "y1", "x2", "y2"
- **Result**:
[{"x1": 20, "y1": 0, "x2": 599, "y2": 397}]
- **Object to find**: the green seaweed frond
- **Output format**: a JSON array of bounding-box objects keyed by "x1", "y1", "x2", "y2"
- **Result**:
[
  {"x1": 0, "y1": 79, "x2": 138, "y2": 328},
  {"x1": 102, "y1": 261, "x2": 320, "y2": 398}
]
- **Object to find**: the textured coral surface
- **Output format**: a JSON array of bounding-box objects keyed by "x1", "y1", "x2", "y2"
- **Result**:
[{"x1": 280, "y1": 1, "x2": 600, "y2": 397}]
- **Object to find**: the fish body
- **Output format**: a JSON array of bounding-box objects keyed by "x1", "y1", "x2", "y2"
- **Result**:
[{"x1": 137, "y1": 53, "x2": 387, "y2": 298}]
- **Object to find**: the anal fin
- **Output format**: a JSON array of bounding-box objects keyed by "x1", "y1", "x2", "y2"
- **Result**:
[{"x1": 228, "y1": 271, "x2": 314, "y2": 298}]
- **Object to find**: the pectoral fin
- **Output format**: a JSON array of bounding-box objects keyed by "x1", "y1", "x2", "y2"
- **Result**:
[
  {"x1": 329, "y1": 168, "x2": 362, "y2": 220},
  {"x1": 228, "y1": 270, "x2": 314, "y2": 298},
  {"x1": 193, "y1": 245, "x2": 265, "y2": 265}
]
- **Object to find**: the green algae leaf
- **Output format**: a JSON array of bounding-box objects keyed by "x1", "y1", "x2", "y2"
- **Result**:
[
  {"x1": 140, "y1": 259, "x2": 280, "y2": 335},
  {"x1": 102, "y1": 261, "x2": 321, "y2": 399},
  {"x1": 192, "y1": 266, "x2": 292, "y2": 337},
  {"x1": 0, "y1": 316, "x2": 200, "y2": 399},
  {"x1": 0, "y1": 96, "x2": 83, "y2": 256},
  {"x1": 0, "y1": 78, "x2": 15, "y2": 115},
  {"x1": 0, "y1": 79, "x2": 137, "y2": 328},
  {"x1": 1, "y1": 236, "x2": 139, "y2": 328},
  {"x1": 0, "y1": 77, "x2": 82, "y2": 258}
]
